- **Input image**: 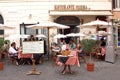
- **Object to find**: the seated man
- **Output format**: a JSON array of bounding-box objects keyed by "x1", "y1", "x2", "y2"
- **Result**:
[{"x1": 8, "y1": 42, "x2": 19, "y2": 65}]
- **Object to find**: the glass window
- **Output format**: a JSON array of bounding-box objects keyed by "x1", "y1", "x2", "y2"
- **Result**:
[
  {"x1": 0, "y1": 15, "x2": 4, "y2": 35},
  {"x1": 114, "y1": 0, "x2": 120, "y2": 8},
  {"x1": 117, "y1": 28, "x2": 120, "y2": 46}
]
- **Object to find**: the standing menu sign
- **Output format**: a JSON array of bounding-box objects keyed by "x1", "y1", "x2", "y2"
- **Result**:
[
  {"x1": 105, "y1": 46, "x2": 115, "y2": 63},
  {"x1": 22, "y1": 41, "x2": 44, "y2": 54}
]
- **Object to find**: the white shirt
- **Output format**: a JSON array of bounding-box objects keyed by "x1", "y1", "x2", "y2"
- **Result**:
[{"x1": 9, "y1": 47, "x2": 18, "y2": 54}]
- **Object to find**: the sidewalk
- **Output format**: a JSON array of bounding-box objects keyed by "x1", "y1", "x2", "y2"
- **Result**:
[{"x1": 0, "y1": 54, "x2": 120, "y2": 80}]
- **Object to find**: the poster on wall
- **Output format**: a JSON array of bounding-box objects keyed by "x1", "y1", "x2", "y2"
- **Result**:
[{"x1": 22, "y1": 41, "x2": 44, "y2": 54}]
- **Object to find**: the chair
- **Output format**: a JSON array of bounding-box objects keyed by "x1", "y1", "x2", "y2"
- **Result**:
[
  {"x1": 78, "y1": 51, "x2": 86, "y2": 63},
  {"x1": 51, "y1": 51, "x2": 59, "y2": 66},
  {"x1": 51, "y1": 45, "x2": 61, "y2": 66},
  {"x1": 7, "y1": 53, "x2": 18, "y2": 65}
]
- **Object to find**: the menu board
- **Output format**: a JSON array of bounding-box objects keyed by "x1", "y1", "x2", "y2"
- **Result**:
[
  {"x1": 105, "y1": 46, "x2": 115, "y2": 63},
  {"x1": 22, "y1": 41, "x2": 44, "y2": 54}
]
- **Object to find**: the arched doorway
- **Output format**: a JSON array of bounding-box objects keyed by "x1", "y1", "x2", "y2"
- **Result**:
[
  {"x1": 55, "y1": 16, "x2": 80, "y2": 43},
  {"x1": 0, "y1": 15, "x2": 4, "y2": 35}
]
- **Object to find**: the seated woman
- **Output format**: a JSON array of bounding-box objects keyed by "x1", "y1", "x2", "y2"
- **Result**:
[
  {"x1": 100, "y1": 46, "x2": 106, "y2": 60},
  {"x1": 51, "y1": 43, "x2": 61, "y2": 65},
  {"x1": 8, "y1": 42, "x2": 19, "y2": 65},
  {"x1": 99, "y1": 38, "x2": 106, "y2": 61},
  {"x1": 51, "y1": 43, "x2": 61, "y2": 57},
  {"x1": 77, "y1": 44, "x2": 86, "y2": 63}
]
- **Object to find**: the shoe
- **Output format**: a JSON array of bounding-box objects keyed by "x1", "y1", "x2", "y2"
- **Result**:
[
  {"x1": 69, "y1": 71, "x2": 73, "y2": 74},
  {"x1": 15, "y1": 62, "x2": 19, "y2": 66},
  {"x1": 62, "y1": 71, "x2": 66, "y2": 75}
]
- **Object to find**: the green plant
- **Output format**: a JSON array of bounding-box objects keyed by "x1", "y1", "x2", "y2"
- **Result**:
[
  {"x1": 1, "y1": 40, "x2": 10, "y2": 52},
  {"x1": 0, "y1": 38, "x2": 4, "y2": 61},
  {"x1": 0, "y1": 39, "x2": 4, "y2": 49},
  {"x1": 81, "y1": 39, "x2": 97, "y2": 62},
  {"x1": 0, "y1": 39, "x2": 10, "y2": 61}
]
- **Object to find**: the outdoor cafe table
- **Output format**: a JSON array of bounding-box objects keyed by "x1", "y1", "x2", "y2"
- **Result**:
[
  {"x1": 56, "y1": 49, "x2": 80, "y2": 67},
  {"x1": 57, "y1": 55, "x2": 80, "y2": 67},
  {"x1": 18, "y1": 50, "x2": 33, "y2": 59}
]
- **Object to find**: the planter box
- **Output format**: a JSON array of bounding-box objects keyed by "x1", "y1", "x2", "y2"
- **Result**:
[{"x1": 87, "y1": 63, "x2": 94, "y2": 71}]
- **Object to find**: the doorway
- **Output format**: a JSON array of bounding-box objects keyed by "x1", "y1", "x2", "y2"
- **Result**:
[{"x1": 55, "y1": 16, "x2": 80, "y2": 44}]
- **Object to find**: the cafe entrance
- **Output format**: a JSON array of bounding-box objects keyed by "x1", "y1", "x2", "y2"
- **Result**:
[{"x1": 55, "y1": 16, "x2": 80, "y2": 43}]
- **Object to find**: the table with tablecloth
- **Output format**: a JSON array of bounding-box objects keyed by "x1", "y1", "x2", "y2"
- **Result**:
[
  {"x1": 56, "y1": 50, "x2": 80, "y2": 67},
  {"x1": 18, "y1": 50, "x2": 33, "y2": 65},
  {"x1": 18, "y1": 50, "x2": 33, "y2": 59}
]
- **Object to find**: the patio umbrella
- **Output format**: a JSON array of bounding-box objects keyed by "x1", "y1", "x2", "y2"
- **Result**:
[
  {"x1": 79, "y1": 19, "x2": 109, "y2": 27},
  {"x1": 20, "y1": 34, "x2": 30, "y2": 38},
  {"x1": 26, "y1": 21, "x2": 70, "y2": 29},
  {"x1": 35, "y1": 34, "x2": 46, "y2": 38},
  {"x1": 66, "y1": 33, "x2": 86, "y2": 37},
  {"x1": 98, "y1": 32, "x2": 112, "y2": 36},
  {"x1": 6, "y1": 34, "x2": 21, "y2": 41},
  {"x1": 66, "y1": 33, "x2": 76, "y2": 37},
  {"x1": 54, "y1": 34, "x2": 66, "y2": 39},
  {"x1": 74, "y1": 33, "x2": 86, "y2": 37},
  {"x1": 77, "y1": 19, "x2": 111, "y2": 40},
  {"x1": 6, "y1": 34, "x2": 30, "y2": 41},
  {"x1": 26, "y1": 21, "x2": 70, "y2": 54},
  {"x1": 0, "y1": 24, "x2": 15, "y2": 30}
]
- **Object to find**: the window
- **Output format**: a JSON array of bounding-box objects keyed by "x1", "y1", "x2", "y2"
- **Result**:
[
  {"x1": 118, "y1": 28, "x2": 120, "y2": 46},
  {"x1": 0, "y1": 15, "x2": 4, "y2": 35},
  {"x1": 113, "y1": 0, "x2": 120, "y2": 9}
]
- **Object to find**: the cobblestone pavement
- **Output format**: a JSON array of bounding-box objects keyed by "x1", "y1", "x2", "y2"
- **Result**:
[{"x1": 0, "y1": 54, "x2": 120, "y2": 80}]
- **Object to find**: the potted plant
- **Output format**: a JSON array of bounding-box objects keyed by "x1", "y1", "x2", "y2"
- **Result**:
[
  {"x1": 81, "y1": 39, "x2": 96, "y2": 71},
  {"x1": 0, "y1": 38, "x2": 5, "y2": 70}
]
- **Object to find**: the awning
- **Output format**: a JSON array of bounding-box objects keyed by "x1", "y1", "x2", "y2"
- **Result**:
[{"x1": 49, "y1": 10, "x2": 113, "y2": 16}]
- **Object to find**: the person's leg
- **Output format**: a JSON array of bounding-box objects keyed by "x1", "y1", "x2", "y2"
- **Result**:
[
  {"x1": 62, "y1": 65, "x2": 67, "y2": 74},
  {"x1": 14, "y1": 57, "x2": 19, "y2": 66},
  {"x1": 68, "y1": 65, "x2": 72, "y2": 74},
  {"x1": 39, "y1": 54, "x2": 44, "y2": 64}
]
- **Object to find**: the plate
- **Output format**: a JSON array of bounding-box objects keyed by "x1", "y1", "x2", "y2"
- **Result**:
[{"x1": 68, "y1": 55, "x2": 73, "y2": 57}]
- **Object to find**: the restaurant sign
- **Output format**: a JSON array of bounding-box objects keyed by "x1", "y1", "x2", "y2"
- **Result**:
[{"x1": 54, "y1": 5, "x2": 90, "y2": 11}]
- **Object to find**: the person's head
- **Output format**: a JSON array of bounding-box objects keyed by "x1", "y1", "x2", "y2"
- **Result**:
[
  {"x1": 11, "y1": 42, "x2": 16, "y2": 47},
  {"x1": 77, "y1": 43, "x2": 82, "y2": 49},
  {"x1": 54, "y1": 43, "x2": 58, "y2": 47},
  {"x1": 29, "y1": 35, "x2": 35, "y2": 41}
]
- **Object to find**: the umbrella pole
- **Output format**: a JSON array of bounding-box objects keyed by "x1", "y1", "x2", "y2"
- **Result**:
[
  {"x1": 47, "y1": 28, "x2": 50, "y2": 60},
  {"x1": 62, "y1": 29, "x2": 64, "y2": 34}
]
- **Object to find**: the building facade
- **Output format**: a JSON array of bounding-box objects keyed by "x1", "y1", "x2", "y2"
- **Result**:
[
  {"x1": 112, "y1": 0, "x2": 120, "y2": 47},
  {"x1": 0, "y1": 0, "x2": 112, "y2": 47}
]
